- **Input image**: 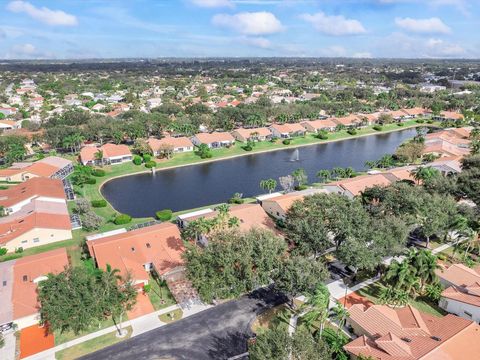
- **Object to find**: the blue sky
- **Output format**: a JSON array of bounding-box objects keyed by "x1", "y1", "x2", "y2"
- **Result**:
[{"x1": 0, "y1": 0, "x2": 479, "y2": 59}]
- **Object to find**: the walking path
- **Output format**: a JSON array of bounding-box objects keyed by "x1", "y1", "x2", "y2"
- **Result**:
[
  {"x1": 22, "y1": 304, "x2": 211, "y2": 360},
  {"x1": 0, "y1": 331, "x2": 16, "y2": 360}
]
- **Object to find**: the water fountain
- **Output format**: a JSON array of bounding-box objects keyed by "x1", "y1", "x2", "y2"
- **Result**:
[{"x1": 290, "y1": 148, "x2": 299, "y2": 162}]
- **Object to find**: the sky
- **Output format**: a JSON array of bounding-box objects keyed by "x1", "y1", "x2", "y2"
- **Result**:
[{"x1": 0, "y1": 0, "x2": 479, "y2": 59}]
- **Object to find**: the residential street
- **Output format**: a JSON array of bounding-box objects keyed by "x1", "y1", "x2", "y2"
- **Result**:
[{"x1": 80, "y1": 287, "x2": 287, "y2": 360}]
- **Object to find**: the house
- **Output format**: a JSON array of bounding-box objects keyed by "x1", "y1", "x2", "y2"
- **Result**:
[
  {"x1": 0, "y1": 248, "x2": 69, "y2": 330},
  {"x1": 0, "y1": 107, "x2": 17, "y2": 117},
  {"x1": 0, "y1": 120, "x2": 20, "y2": 132},
  {"x1": 86, "y1": 223, "x2": 185, "y2": 287},
  {"x1": 386, "y1": 109, "x2": 409, "y2": 122},
  {"x1": 402, "y1": 107, "x2": 428, "y2": 119},
  {"x1": 29, "y1": 96, "x2": 43, "y2": 109},
  {"x1": 177, "y1": 204, "x2": 278, "y2": 245},
  {"x1": 269, "y1": 123, "x2": 306, "y2": 138},
  {"x1": 0, "y1": 156, "x2": 73, "y2": 182},
  {"x1": 0, "y1": 177, "x2": 66, "y2": 215},
  {"x1": 146, "y1": 98, "x2": 162, "y2": 109},
  {"x1": 231, "y1": 127, "x2": 272, "y2": 142},
  {"x1": 259, "y1": 189, "x2": 327, "y2": 220},
  {"x1": 433, "y1": 111, "x2": 464, "y2": 122},
  {"x1": 358, "y1": 113, "x2": 380, "y2": 125},
  {"x1": 332, "y1": 114, "x2": 363, "y2": 128},
  {"x1": 148, "y1": 137, "x2": 194, "y2": 155},
  {"x1": 323, "y1": 173, "x2": 396, "y2": 199},
  {"x1": 428, "y1": 156, "x2": 463, "y2": 175},
  {"x1": 436, "y1": 263, "x2": 480, "y2": 323},
  {"x1": 422, "y1": 140, "x2": 470, "y2": 158},
  {"x1": 80, "y1": 143, "x2": 132, "y2": 166},
  {"x1": 91, "y1": 103, "x2": 106, "y2": 112},
  {"x1": 344, "y1": 304, "x2": 480, "y2": 360},
  {"x1": 191, "y1": 132, "x2": 235, "y2": 148},
  {"x1": 300, "y1": 119, "x2": 337, "y2": 133}
]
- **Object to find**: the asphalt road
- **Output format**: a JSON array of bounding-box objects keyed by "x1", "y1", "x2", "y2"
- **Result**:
[{"x1": 80, "y1": 287, "x2": 287, "y2": 360}]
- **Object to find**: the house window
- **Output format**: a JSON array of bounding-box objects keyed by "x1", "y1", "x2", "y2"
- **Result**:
[
  {"x1": 21, "y1": 240, "x2": 27, "y2": 244},
  {"x1": 2, "y1": 280, "x2": 6, "y2": 286},
  {"x1": 22, "y1": 275, "x2": 27, "y2": 282},
  {"x1": 33, "y1": 238, "x2": 40, "y2": 243},
  {"x1": 464, "y1": 311, "x2": 472, "y2": 318}
]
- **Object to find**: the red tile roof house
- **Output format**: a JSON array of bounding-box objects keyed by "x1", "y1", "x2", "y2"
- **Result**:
[
  {"x1": 0, "y1": 177, "x2": 66, "y2": 215},
  {"x1": 0, "y1": 156, "x2": 73, "y2": 182},
  {"x1": 323, "y1": 173, "x2": 399, "y2": 199},
  {"x1": 191, "y1": 131, "x2": 235, "y2": 149},
  {"x1": 0, "y1": 107, "x2": 18, "y2": 117},
  {"x1": 436, "y1": 263, "x2": 480, "y2": 323},
  {"x1": 269, "y1": 123, "x2": 306, "y2": 139},
  {"x1": 386, "y1": 109, "x2": 410, "y2": 122},
  {"x1": 300, "y1": 119, "x2": 337, "y2": 133},
  {"x1": 332, "y1": 114, "x2": 364, "y2": 128},
  {"x1": 80, "y1": 143, "x2": 132, "y2": 166},
  {"x1": 344, "y1": 304, "x2": 480, "y2": 360},
  {"x1": 177, "y1": 203, "x2": 278, "y2": 246},
  {"x1": 402, "y1": 107, "x2": 429, "y2": 119},
  {"x1": 86, "y1": 223, "x2": 185, "y2": 288},
  {"x1": 147, "y1": 136, "x2": 194, "y2": 155},
  {"x1": 231, "y1": 127, "x2": 273, "y2": 142},
  {"x1": 0, "y1": 120, "x2": 20, "y2": 131},
  {"x1": 357, "y1": 113, "x2": 381, "y2": 125},
  {"x1": 433, "y1": 111, "x2": 464, "y2": 122},
  {"x1": 0, "y1": 248, "x2": 69, "y2": 330}
]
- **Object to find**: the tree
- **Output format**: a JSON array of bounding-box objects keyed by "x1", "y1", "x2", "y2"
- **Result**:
[
  {"x1": 195, "y1": 143, "x2": 213, "y2": 159},
  {"x1": 157, "y1": 143, "x2": 174, "y2": 159},
  {"x1": 279, "y1": 175, "x2": 294, "y2": 193},
  {"x1": 132, "y1": 138, "x2": 151, "y2": 155},
  {"x1": 411, "y1": 166, "x2": 440, "y2": 184},
  {"x1": 260, "y1": 178, "x2": 277, "y2": 194},
  {"x1": 378, "y1": 113, "x2": 393, "y2": 125},
  {"x1": 407, "y1": 249, "x2": 439, "y2": 293},
  {"x1": 384, "y1": 260, "x2": 418, "y2": 296},
  {"x1": 291, "y1": 168, "x2": 308, "y2": 187},
  {"x1": 316, "y1": 169, "x2": 331, "y2": 182},
  {"x1": 395, "y1": 141, "x2": 425, "y2": 163},
  {"x1": 94, "y1": 150, "x2": 104, "y2": 167},
  {"x1": 301, "y1": 284, "x2": 330, "y2": 336},
  {"x1": 82, "y1": 211, "x2": 103, "y2": 231}
]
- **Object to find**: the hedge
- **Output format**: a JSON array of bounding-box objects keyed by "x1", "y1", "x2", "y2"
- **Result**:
[
  {"x1": 92, "y1": 169, "x2": 106, "y2": 177},
  {"x1": 155, "y1": 209, "x2": 173, "y2": 221},
  {"x1": 0, "y1": 247, "x2": 7, "y2": 256},
  {"x1": 145, "y1": 161, "x2": 156, "y2": 168},
  {"x1": 143, "y1": 154, "x2": 152, "y2": 163},
  {"x1": 373, "y1": 125, "x2": 383, "y2": 131},
  {"x1": 282, "y1": 139, "x2": 291, "y2": 145},
  {"x1": 347, "y1": 129, "x2": 357, "y2": 135},
  {"x1": 91, "y1": 199, "x2": 107, "y2": 208},
  {"x1": 133, "y1": 155, "x2": 142, "y2": 165},
  {"x1": 85, "y1": 177, "x2": 96, "y2": 185},
  {"x1": 114, "y1": 214, "x2": 132, "y2": 225}
]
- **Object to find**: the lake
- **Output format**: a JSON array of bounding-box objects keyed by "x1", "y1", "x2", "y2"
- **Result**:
[{"x1": 102, "y1": 128, "x2": 418, "y2": 217}]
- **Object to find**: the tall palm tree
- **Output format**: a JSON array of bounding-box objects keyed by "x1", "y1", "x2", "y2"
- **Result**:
[
  {"x1": 410, "y1": 250, "x2": 439, "y2": 292},
  {"x1": 316, "y1": 169, "x2": 331, "y2": 183},
  {"x1": 332, "y1": 302, "x2": 349, "y2": 335},
  {"x1": 301, "y1": 284, "x2": 330, "y2": 336},
  {"x1": 384, "y1": 260, "x2": 418, "y2": 296},
  {"x1": 412, "y1": 166, "x2": 440, "y2": 184},
  {"x1": 94, "y1": 150, "x2": 104, "y2": 167}
]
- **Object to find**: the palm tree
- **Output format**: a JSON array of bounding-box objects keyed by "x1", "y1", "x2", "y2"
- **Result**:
[
  {"x1": 409, "y1": 250, "x2": 439, "y2": 293},
  {"x1": 384, "y1": 260, "x2": 418, "y2": 296},
  {"x1": 316, "y1": 169, "x2": 331, "y2": 183},
  {"x1": 94, "y1": 150, "x2": 104, "y2": 167},
  {"x1": 412, "y1": 166, "x2": 440, "y2": 184},
  {"x1": 260, "y1": 178, "x2": 277, "y2": 194},
  {"x1": 332, "y1": 302, "x2": 349, "y2": 335},
  {"x1": 301, "y1": 284, "x2": 330, "y2": 336}
]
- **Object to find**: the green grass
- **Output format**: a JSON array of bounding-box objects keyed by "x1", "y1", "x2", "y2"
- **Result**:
[
  {"x1": 147, "y1": 275, "x2": 177, "y2": 310},
  {"x1": 356, "y1": 282, "x2": 447, "y2": 317},
  {"x1": 55, "y1": 326, "x2": 132, "y2": 360},
  {"x1": 159, "y1": 309, "x2": 183, "y2": 323},
  {"x1": 54, "y1": 318, "x2": 116, "y2": 345}
]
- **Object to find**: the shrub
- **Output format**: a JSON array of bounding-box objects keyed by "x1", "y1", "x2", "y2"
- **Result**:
[
  {"x1": 228, "y1": 193, "x2": 244, "y2": 204},
  {"x1": 416, "y1": 119, "x2": 425, "y2": 124},
  {"x1": 0, "y1": 247, "x2": 7, "y2": 256},
  {"x1": 397, "y1": 122, "x2": 405, "y2": 126},
  {"x1": 282, "y1": 139, "x2": 291, "y2": 145},
  {"x1": 317, "y1": 130, "x2": 328, "y2": 140},
  {"x1": 155, "y1": 209, "x2": 173, "y2": 221},
  {"x1": 114, "y1": 214, "x2": 132, "y2": 225},
  {"x1": 133, "y1": 155, "x2": 142, "y2": 165},
  {"x1": 74, "y1": 198, "x2": 91, "y2": 214},
  {"x1": 242, "y1": 145, "x2": 253, "y2": 151},
  {"x1": 347, "y1": 128, "x2": 357, "y2": 135},
  {"x1": 294, "y1": 184, "x2": 308, "y2": 191},
  {"x1": 85, "y1": 177, "x2": 96, "y2": 185},
  {"x1": 15, "y1": 247, "x2": 23, "y2": 253},
  {"x1": 145, "y1": 160, "x2": 156, "y2": 168},
  {"x1": 427, "y1": 119, "x2": 434, "y2": 124},
  {"x1": 91, "y1": 169, "x2": 106, "y2": 177},
  {"x1": 373, "y1": 125, "x2": 383, "y2": 131},
  {"x1": 143, "y1": 154, "x2": 152, "y2": 163},
  {"x1": 0, "y1": 254, "x2": 22, "y2": 261},
  {"x1": 91, "y1": 199, "x2": 107, "y2": 208},
  {"x1": 82, "y1": 211, "x2": 103, "y2": 231},
  {"x1": 0, "y1": 185, "x2": 8, "y2": 190}
]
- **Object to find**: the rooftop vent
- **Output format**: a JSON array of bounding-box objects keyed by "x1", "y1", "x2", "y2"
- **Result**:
[
  {"x1": 401, "y1": 337, "x2": 412, "y2": 343},
  {"x1": 431, "y1": 336, "x2": 441, "y2": 342}
]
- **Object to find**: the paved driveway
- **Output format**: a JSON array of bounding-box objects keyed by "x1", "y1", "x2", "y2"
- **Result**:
[{"x1": 80, "y1": 287, "x2": 286, "y2": 360}]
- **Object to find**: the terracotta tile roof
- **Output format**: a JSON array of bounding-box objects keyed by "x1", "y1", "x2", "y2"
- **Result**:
[
  {"x1": 329, "y1": 174, "x2": 394, "y2": 196},
  {"x1": 436, "y1": 263, "x2": 480, "y2": 287},
  {"x1": 87, "y1": 223, "x2": 185, "y2": 281},
  {"x1": 345, "y1": 304, "x2": 479, "y2": 360},
  {"x1": 22, "y1": 162, "x2": 59, "y2": 178},
  {"x1": 359, "y1": 113, "x2": 381, "y2": 122},
  {"x1": 101, "y1": 143, "x2": 132, "y2": 158},
  {"x1": 270, "y1": 123, "x2": 305, "y2": 134},
  {"x1": 182, "y1": 203, "x2": 278, "y2": 234},
  {"x1": 194, "y1": 131, "x2": 235, "y2": 144},
  {"x1": 384, "y1": 167, "x2": 416, "y2": 182},
  {"x1": 387, "y1": 109, "x2": 409, "y2": 118},
  {"x1": 79, "y1": 146, "x2": 98, "y2": 163},
  {"x1": 0, "y1": 156, "x2": 71, "y2": 179},
  {"x1": 148, "y1": 136, "x2": 193, "y2": 151},
  {"x1": 38, "y1": 156, "x2": 72, "y2": 169},
  {"x1": 0, "y1": 177, "x2": 65, "y2": 208},
  {"x1": 441, "y1": 111, "x2": 464, "y2": 120},
  {"x1": 262, "y1": 193, "x2": 307, "y2": 213},
  {"x1": 12, "y1": 248, "x2": 69, "y2": 319},
  {"x1": 332, "y1": 114, "x2": 361, "y2": 126},
  {"x1": 441, "y1": 284, "x2": 480, "y2": 307},
  {"x1": 0, "y1": 168, "x2": 25, "y2": 177},
  {"x1": 232, "y1": 127, "x2": 272, "y2": 138},
  {"x1": 0, "y1": 212, "x2": 72, "y2": 246},
  {"x1": 402, "y1": 107, "x2": 427, "y2": 116},
  {"x1": 300, "y1": 119, "x2": 337, "y2": 130},
  {"x1": 0, "y1": 120, "x2": 17, "y2": 127}
]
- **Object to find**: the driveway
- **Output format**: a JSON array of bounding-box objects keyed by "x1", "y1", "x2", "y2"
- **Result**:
[{"x1": 80, "y1": 287, "x2": 286, "y2": 360}]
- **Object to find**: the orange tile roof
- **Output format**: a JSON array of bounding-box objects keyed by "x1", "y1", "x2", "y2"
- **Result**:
[
  {"x1": 101, "y1": 143, "x2": 132, "y2": 158},
  {"x1": 87, "y1": 223, "x2": 185, "y2": 281},
  {"x1": 232, "y1": 127, "x2": 272, "y2": 138},
  {"x1": 148, "y1": 136, "x2": 193, "y2": 151},
  {"x1": 12, "y1": 248, "x2": 69, "y2": 319},
  {"x1": 79, "y1": 146, "x2": 98, "y2": 163},
  {"x1": 262, "y1": 193, "x2": 306, "y2": 213},
  {"x1": 333, "y1": 114, "x2": 361, "y2": 126},
  {"x1": 0, "y1": 212, "x2": 72, "y2": 246},
  {"x1": 387, "y1": 109, "x2": 409, "y2": 118},
  {"x1": 270, "y1": 123, "x2": 305, "y2": 134},
  {"x1": 344, "y1": 304, "x2": 480, "y2": 360},
  {"x1": 384, "y1": 167, "x2": 416, "y2": 182},
  {"x1": 441, "y1": 111, "x2": 464, "y2": 120},
  {"x1": 441, "y1": 284, "x2": 480, "y2": 308},
  {"x1": 194, "y1": 131, "x2": 235, "y2": 144},
  {"x1": 22, "y1": 162, "x2": 59, "y2": 178},
  {"x1": 300, "y1": 119, "x2": 337, "y2": 130},
  {"x1": 423, "y1": 141, "x2": 470, "y2": 157},
  {"x1": 436, "y1": 263, "x2": 480, "y2": 287},
  {"x1": 329, "y1": 174, "x2": 394, "y2": 196},
  {"x1": 402, "y1": 107, "x2": 427, "y2": 116},
  {"x1": 0, "y1": 177, "x2": 65, "y2": 208}
]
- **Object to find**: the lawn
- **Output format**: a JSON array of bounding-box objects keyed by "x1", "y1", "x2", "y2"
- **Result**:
[
  {"x1": 55, "y1": 326, "x2": 132, "y2": 360},
  {"x1": 356, "y1": 282, "x2": 447, "y2": 317},
  {"x1": 54, "y1": 318, "x2": 115, "y2": 345},
  {"x1": 146, "y1": 275, "x2": 177, "y2": 310},
  {"x1": 159, "y1": 309, "x2": 183, "y2": 323}
]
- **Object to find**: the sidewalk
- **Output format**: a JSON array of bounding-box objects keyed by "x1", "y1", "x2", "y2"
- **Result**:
[
  {"x1": 23, "y1": 303, "x2": 211, "y2": 360},
  {"x1": 0, "y1": 331, "x2": 16, "y2": 360}
]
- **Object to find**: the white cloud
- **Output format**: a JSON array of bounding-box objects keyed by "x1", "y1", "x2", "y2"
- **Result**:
[
  {"x1": 189, "y1": 0, "x2": 234, "y2": 8},
  {"x1": 8, "y1": 43, "x2": 54, "y2": 59},
  {"x1": 240, "y1": 36, "x2": 272, "y2": 48},
  {"x1": 212, "y1": 11, "x2": 283, "y2": 35},
  {"x1": 7, "y1": 1, "x2": 78, "y2": 26},
  {"x1": 353, "y1": 52, "x2": 373, "y2": 58},
  {"x1": 425, "y1": 38, "x2": 464, "y2": 56},
  {"x1": 300, "y1": 12, "x2": 366, "y2": 36},
  {"x1": 395, "y1": 17, "x2": 451, "y2": 34}
]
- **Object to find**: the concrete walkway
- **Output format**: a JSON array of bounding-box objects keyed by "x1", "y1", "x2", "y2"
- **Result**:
[
  {"x1": 0, "y1": 331, "x2": 16, "y2": 360},
  {"x1": 23, "y1": 304, "x2": 211, "y2": 360}
]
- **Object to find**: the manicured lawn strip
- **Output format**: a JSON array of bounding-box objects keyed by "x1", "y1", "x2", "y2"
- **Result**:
[
  {"x1": 55, "y1": 326, "x2": 132, "y2": 360},
  {"x1": 147, "y1": 275, "x2": 177, "y2": 311},
  {"x1": 159, "y1": 309, "x2": 183, "y2": 323},
  {"x1": 54, "y1": 318, "x2": 116, "y2": 345},
  {"x1": 356, "y1": 282, "x2": 447, "y2": 317}
]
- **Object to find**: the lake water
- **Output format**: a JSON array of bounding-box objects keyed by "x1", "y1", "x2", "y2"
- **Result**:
[{"x1": 102, "y1": 129, "x2": 418, "y2": 217}]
